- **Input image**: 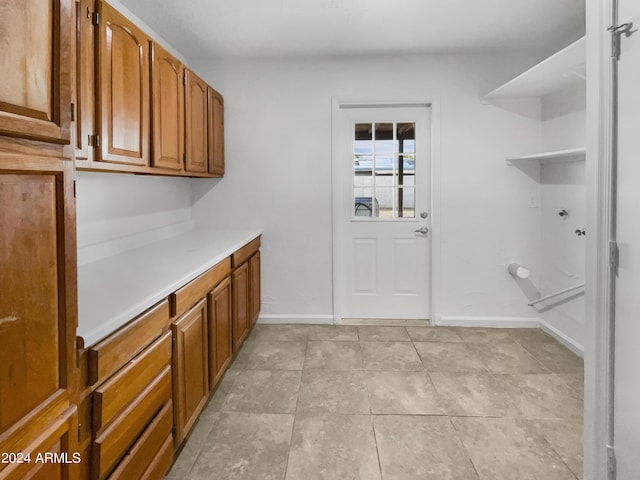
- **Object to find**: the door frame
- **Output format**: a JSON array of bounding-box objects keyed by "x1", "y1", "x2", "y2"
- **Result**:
[
  {"x1": 585, "y1": 0, "x2": 616, "y2": 478},
  {"x1": 330, "y1": 97, "x2": 442, "y2": 324}
]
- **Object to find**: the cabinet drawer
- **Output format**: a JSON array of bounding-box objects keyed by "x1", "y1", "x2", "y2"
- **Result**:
[
  {"x1": 106, "y1": 401, "x2": 173, "y2": 480},
  {"x1": 140, "y1": 434, "x2": 174, "y2": 480},
  {"x1": 87, "y1": 300, "x2": 170, "y2": 385},
  {"x1": 231, "y1": 237, "x2": 261, "y2": 268},
  {"x1": 92, "y1": 366, "x2": 172, "y2": 480},
  {"x1": 171, "y1": 258, "x2": 230, "y2": 317},
  {"x1": 93, "y1": 332, "x2": 172, "y2": 430}
]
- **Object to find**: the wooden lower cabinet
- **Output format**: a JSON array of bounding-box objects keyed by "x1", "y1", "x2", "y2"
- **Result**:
[
  {"x1": 171, "y1": 299, "x2": 209, "y2": 445},
  {"x1": 0, "y1": 407, "x2": 79, "y2": 480},
  {"x1": 207, "y1": 277, "x2": 233, "y2": 389},
  {"x1": 249, "y1": 251, "x2": 261, "y2": 327},
  {"x1": 231, "y1": 262, "x2": 250, "y2": 352},
  {"x1": 82, "y1": 330, "x2": 173, "y2": 480}
]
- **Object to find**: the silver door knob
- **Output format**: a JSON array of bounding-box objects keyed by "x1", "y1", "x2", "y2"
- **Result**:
[{"x1": 414, "y1": 227, "x2": 429, "y2": 235}]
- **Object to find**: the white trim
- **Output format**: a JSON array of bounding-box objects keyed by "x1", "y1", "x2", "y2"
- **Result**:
[
  {"x1": 584, "y1": 0, "x2": 615, "y2": 478},
  {"x1": 330, "y1": 97, "x2": 442, "y2": 324},
  {"x1": 437, "y1": 315, "x2": 542, "y2": 328},
  {"x1": 257, "y1": 314, "x2": 334, "y2": 325},
  {"x1": 538, "y1": 319, "x2": 584, "y2": 358}
]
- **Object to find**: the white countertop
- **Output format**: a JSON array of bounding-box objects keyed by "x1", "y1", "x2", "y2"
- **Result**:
[{"x1": 77, "y1": 227, "x2": 262, "y2": 347}]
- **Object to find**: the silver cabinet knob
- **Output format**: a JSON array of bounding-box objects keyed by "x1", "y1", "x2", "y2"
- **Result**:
[{"x1": 414, "y1": 227, "x2": 429, "y2": 235}]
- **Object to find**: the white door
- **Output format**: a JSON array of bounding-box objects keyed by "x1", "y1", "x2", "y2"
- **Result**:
[
  {"x1": 613, "y1": 1, "x2": 640, "y2": 477},
  {"x1": 333, "y1": 104, "x2": 431, "y2": 320}
]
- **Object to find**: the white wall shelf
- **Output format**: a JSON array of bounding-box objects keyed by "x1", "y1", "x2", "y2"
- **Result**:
[
  {"x1": 482, "y1": 37, "x2": 585, "y2": 103},
  {"x1": 507, "y1": 147, "x2": 586, "y2": 165}
]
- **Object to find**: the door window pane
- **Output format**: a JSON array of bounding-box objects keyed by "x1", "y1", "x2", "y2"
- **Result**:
[{"x1": 352, "y1": 121, "x2": 417, "y2": 219}]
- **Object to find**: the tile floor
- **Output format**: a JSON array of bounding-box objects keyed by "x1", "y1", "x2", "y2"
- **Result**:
[{"x1": 166, "y1": 324, "x2": 584, "y2": 480}]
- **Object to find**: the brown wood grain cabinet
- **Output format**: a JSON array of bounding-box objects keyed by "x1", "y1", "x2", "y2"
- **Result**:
[
  {"x1": 184, "y1": 70, "x2": 209, "y2": 174},
  {"x1": 96, "y1": 1, "x2": 150, "y2": 166},
  {"x1": 0, "y1": 158, "x2": 78, "y2": 477},
  {"x1": 208, "y1": 277, "x2": 233, "y2": 389},
  {"x1": 232, "y1": 262, "x2": 251, "y2": 352},
  {"x1": 207, "y1": 86, "x2": 225, "y2": 176},
  {"x1": 249, "y1": 251, "x2": 261, "y2": 327},
  {"x1": 74, "y1": 0, "x2": 96, "y2": 162},
  {"x1": 0, "y1": 0, "x2": 72, "y2": 144},
  {"x1": 151, "y1": 43, "x2": 184, "y2": 171},
  {"x1": 86, "y1": 328, "x2": 173, "y2": 480},
  {"x1": 171, "y1": 298, "x2": 209, "y2": 445}
]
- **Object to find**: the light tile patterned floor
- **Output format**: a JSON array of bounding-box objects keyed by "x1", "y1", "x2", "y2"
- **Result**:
[{"x1": 166, "y1": 325, "x2": 584, "y2": 480}]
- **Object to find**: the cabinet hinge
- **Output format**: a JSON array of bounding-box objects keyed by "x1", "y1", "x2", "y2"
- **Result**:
[
  {"x1": 88, "y1": 134, "x2": 101, "y2": 148},
  {"x1": 606, "y1": 444, "x2": 616, "y2": 478},
  {"x1": 183, "y1": 72, "x2": 187, "y2": 86},
  {"x1": 70, "y1": 103, "x2": 75, "y2": 122},
  {"x1": 73, "y1": 180, "x2": 77, "y2": 198},
  {"x1": 610, "y1": 241, "x2": 619, "y2": 274},
  {"x1": 92, "y1": 11, "x2": 99, "y2": 26}
]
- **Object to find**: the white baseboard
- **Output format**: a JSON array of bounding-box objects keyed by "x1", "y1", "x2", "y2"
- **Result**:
[
  {"x1": 538, "y1": 319, "x2": 585, "y2": 358},
  {"x1": 257, "y1": 314, "x2": 334, "y2": 325},
  {"x1": 437, "y1": 316, "x2": 542, "y2": 328},
  {"x1": 437, "y1": 315, "x2": 584, "y2": 358}
]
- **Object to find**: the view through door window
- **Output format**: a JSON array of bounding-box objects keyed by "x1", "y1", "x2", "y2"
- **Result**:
[{"x1": 353, "y1": 122, "x2": 416, "y2": 219}]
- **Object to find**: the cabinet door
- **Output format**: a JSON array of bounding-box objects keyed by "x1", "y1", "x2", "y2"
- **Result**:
[
  {"x1": 232, "y1": 262, "x2": 250, "y2": 352},
  {"x1": 0, "y1": 0, "x2": 72, "y2": 144},
  {"x1": 0, "y1": 407, "x2": 78, "y2": 480},
  {"x1": 171, "y1": 298, "x2": 208, "y2": 445},
  {"x1": 207, "y1": 86, "x2": 224, "y2": 176},
  {"x1": 184, "y1": 70, "x2": 208, "y2": 173},
  {"x1": 0, "y1": 159, "x2": 77, "y2": 476},
  {"x1": 74, "y1": 0, "x2": 96, "y2": 162},
  {"x1": 249, "y1": 251, "x2": 261, "y2": 327},
  {"x1": 151, "y1": 43, "x2": 184, "y2": 171},
  {"x1": 96, "y1": 1, "x2": 150, "y2": 166},
  {"x1": 207, "y1": 277, "x2": 232, "y2": 389}
]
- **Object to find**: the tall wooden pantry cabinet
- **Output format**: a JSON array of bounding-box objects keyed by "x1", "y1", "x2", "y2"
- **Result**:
[{"x1": 0, "y1": 1, "x2": 80, "y2": 479}]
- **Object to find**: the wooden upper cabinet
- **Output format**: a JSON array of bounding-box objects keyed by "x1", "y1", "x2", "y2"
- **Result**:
[
  {"x1": 207, "y1": 87, "x2": 224, "y2": 176},
  {"x1": 0, "y1": 0, "x2": 72, "y2": 144},
  {"x1": 184, "y1": 70, "x2": 208, "y2": 173},
  {"x1": 96, "y1": 1, "x2": 150, "y2": 166},
  {"x1": 74, "y1": 0, "x2": 96, "y2": 161},
  {"x1": 151, "y1": 43, "x2": 184, "y2": 171}
]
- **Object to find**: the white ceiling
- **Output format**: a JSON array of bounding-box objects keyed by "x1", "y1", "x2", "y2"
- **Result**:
[{"x1": 117, "y1": 0, "x2": 585, "y2": 58}]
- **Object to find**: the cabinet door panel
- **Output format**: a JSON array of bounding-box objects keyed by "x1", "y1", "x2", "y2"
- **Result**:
[
  {"x1": 172, "y1": 298, "x2": 208, "y2": 445},
  {"x1": 207, "y1": 86, "x2": 224, "y2": 176},
  {"x1": 97, "y1": 1, "x2": 149, "y2": 165},
  {"x1": 0, "y1": 168, "x2": 74, "y2": 433},
  {"x1": 208, "y1": 277, "x2": 232, "y2": 389},
  {"x1": 74, "y1": 0, "x2": 96, "y2": 161},
  {"x1": 249, "y1": 251, "x2": 261, "y2": 327},
  {"x1": 232, "y1": 263, "x2": 250, "y2": 352},
  {"x1": 0, "y1": 0, "x2": 71, "y2": 144},
  {"x1": 151, "y1": 43, "x2": 184, "y2": 170},
  {"x1": 184, "y1": 70, "x2": 207, "y2": 173}
]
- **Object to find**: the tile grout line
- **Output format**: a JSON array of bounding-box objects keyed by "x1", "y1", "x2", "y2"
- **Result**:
[{"x1": 370, "y1": 414, "x2": 385, "y2": 480}]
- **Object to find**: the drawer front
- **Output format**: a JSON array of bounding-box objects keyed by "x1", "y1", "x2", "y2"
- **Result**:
[
  {"x1": 92, "y1": 366, "x2": 172, "y2": 480},
  {"x1": 140, "y1": 434, "x2": 174, "y2": 480},
  {"x1": 106, "y1": 401, "x2": 173, "y2": 480},
  {"x1": 171, "y1": 258, "x2": 231, "y2": 318},
  {"x1": 93, "y1": 332, "x2": 172, "y2": 430},
  {"x1": 231, "y1": 237, "x2": 261, "y2": 268},
  {"x1": 87, "y1": 300, "x2": 170, "y2": 385}
]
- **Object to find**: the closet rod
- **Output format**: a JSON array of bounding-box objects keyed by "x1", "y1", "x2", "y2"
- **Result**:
[{"x1": 528, "y1": 284, "x2": 585, "y2": 306}]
